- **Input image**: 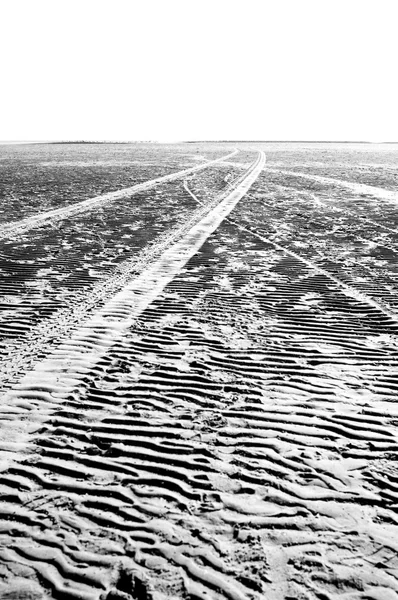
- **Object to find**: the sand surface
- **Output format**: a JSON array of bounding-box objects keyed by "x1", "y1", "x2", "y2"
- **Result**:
[{"x1": 1, "y1": 142, "x2": 398, "y2": 599}]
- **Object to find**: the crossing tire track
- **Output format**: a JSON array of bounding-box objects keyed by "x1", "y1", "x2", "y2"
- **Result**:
[{"x1": 0, "y1": 149, "x2": 238, "y2": 241}]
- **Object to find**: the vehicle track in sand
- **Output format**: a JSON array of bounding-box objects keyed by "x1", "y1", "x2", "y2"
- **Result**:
[
  {"x1": 266, "y1": 167, "x2": 398, "y2": 203},
  {"x1": 0, "y1": 161, "x2": 245, "y2": 390},
  {"x1": 184, "y1": 182, "x2": 398, "y2": 323},
  {"x1": 2, "y1": 199, "x2": 398, "y2": 599},
  {"x1": 0, "y1": 151, "x2": 264, "y2": 414},
  {"x1": 234, "y1": 169, "x2": 398, "y2": 318},
  {"x1": 0, "y1": 151, "x2": 267, "y2": 599},
  {"x1": 2, "y1": 148, "x2": 398, "y2": 600},
  {"x1": 265, "y1": 178, "x2": 398, "y2": 236},
  {"x1": 0, "y1": 149, "x2": 238, "y2": 241}
]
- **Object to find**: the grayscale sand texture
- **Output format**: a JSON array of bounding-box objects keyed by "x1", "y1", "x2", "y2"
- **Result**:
[{"x1": 1, "y1": 142, "x2": 398, "y2": 600}]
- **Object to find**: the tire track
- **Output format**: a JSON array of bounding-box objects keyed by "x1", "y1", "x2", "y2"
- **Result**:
[
  {"x1": 230, "y1": 170, "x2": 398, "y2": 317},
  {"x1": 183, "y1": 182, "x2": 398, "y2": 325},
  {"x1": 0, "y1": 151, "x2": 266, "y2": 600},
  {"x1": 2, "y1": 215, "x2": 398, "y2": 599},
  {"x1": 0, "y1": 151, "x2": 265, "y2": 429},
  {"x1": 0, "y1": 149, "x2": 238, "y2": 241},
  {"x1": 270, "y1": 179, "x2": 398, "y2": 236},
  {"x1": 2, "y1": 148, "x2": 398, "y2": 599},
  {"x1": 266, "y1": 166, "x2": 398, "y2": 203},
  {"x1": 0, "y1": 163, "x2": 245, "y2": 390}
]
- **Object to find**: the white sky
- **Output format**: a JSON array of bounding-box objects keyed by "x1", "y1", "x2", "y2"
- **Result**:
[{"x1": 0, "y1": 0, "x2": 397, "y2": 142}]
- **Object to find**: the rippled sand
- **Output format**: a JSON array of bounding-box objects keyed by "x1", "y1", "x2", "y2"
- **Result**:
[{"x1": 1, "y1": 142, "x2": 398, "y2": 600}]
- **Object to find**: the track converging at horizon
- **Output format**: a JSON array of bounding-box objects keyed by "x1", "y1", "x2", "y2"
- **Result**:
[{"x1": 1, "y1": 142, "x2": 398, "y2": 600}]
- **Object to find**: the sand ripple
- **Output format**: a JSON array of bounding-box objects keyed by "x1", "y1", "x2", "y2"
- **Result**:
[{"x1": 1, "y1": 149, "x2": 398, "y2": 599}]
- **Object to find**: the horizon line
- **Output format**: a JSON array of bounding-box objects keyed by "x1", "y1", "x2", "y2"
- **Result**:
[{"x1": 2, "y1": 139, "x2": 398, "y2": 145}]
